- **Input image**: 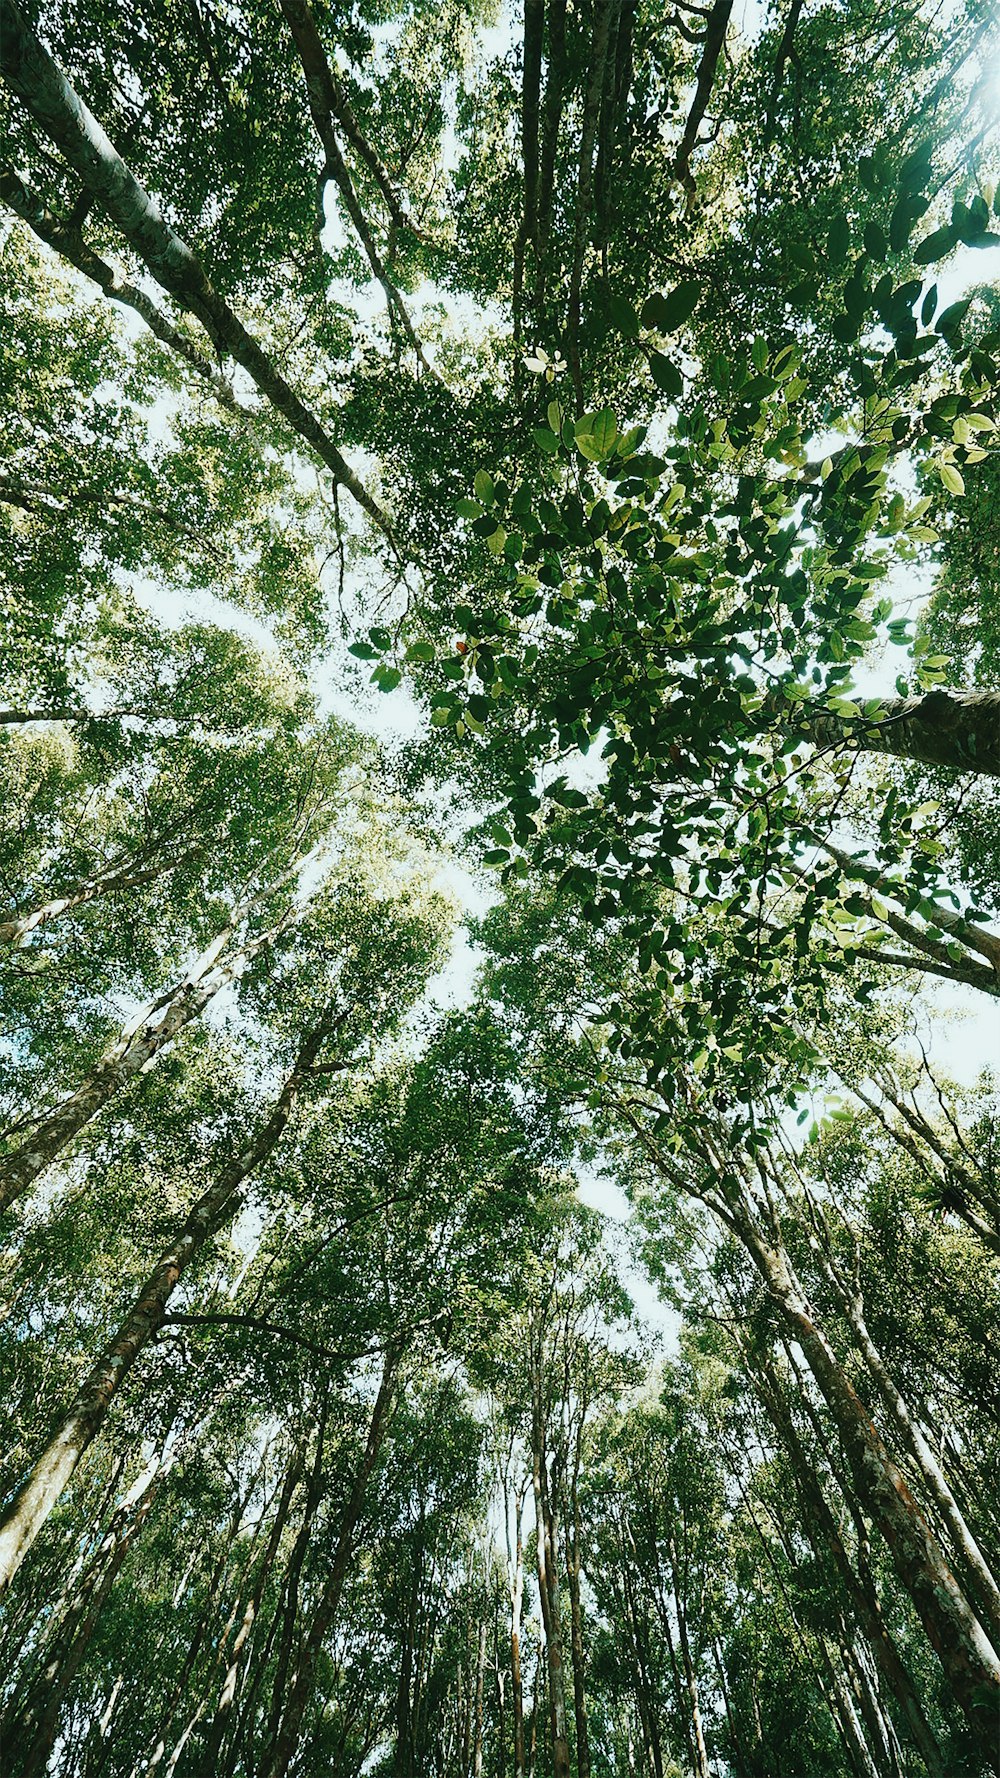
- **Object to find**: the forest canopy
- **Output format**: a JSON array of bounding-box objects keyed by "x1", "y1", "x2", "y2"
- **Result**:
[{"x1": 3, "y1": 0, "x2": 1000, "y2": 1774}]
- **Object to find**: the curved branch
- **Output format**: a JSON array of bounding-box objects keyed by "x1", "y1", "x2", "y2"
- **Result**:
[
  {"x1": 0, "y1": 166, "x2": 241, "y2": 411},
  {"x1": 672, "y1": 0, "x2": 733, "y2": 189},
  {"x1": 0, "y1": 0, "x2": 394, "y2": 540}
]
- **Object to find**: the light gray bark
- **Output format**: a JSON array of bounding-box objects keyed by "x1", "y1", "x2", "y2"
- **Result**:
[{"x1": 0, "y1": 0, "x2": 392, "y2": 538}]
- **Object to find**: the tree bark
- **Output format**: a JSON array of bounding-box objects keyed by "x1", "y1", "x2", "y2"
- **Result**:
[
  {"x1": 751, "y1": 1353, "x2": 944, "y2": 1776},
  {"x1": 5, "y1": 1464, "x2": 162, "y2": 1777},
  {"x1": 822, "y1": 1257, "x2": 1000, "y2": 1652},
  {"x1": 0, "y1": 843, "x2": 203, "y2": 950},
  {"x1": 0, "y1": 165, "x2": 240, "y2": 409},
  {"x1": 672, "y1": 0, "x2": 733, "y2": 188},
  {"x1": 615, "y1": 1099, "x2": 1000, "y2": 1749},
  {"x1": 741, "y1": 1219, "x2": 1000, "y2": 1753},
  {"x1": 0, "y1": 892, "x2": 293, "y2": 1211},
  {"x1": 277, "y1": 0, "x2": 427, "y2": 368},
  {"x1": 567, "y1": 0, "x2": 614, "y2": 405},
  {"x1": 800, "y1": 688, "x2": 1000, "y2": 778},
  {"x1": 564, "y1": 1459, "x2": 591, "y2": 1778},
  {"x1": 531, "y1": 1434, "x2": 571, "y2": 1778},
  {"x1": 261, "y1": 1344, "x2": 401, "y2": 1778},
  {"x1": 0, "y1": 0, "x2": 392, "y2": 538},
  {"x1": 0, "y1": 1016, "x2": 331, "y2": 1594},
  {"x1": 510, "y1": 1487, "x2": 527, "y2": 1778}
]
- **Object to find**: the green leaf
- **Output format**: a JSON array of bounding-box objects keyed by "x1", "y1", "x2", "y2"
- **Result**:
[
  {"x1": 608, "y1": 292, "x2": 640, "y2": 337},
  {"x1": 474, "y1": 469, "x2": 496, "y2": 505},
  {"x1": 914, "y1": 225, "x2": 956, "y2": 265},
  {"x1": 648, "y1": 353, "x2": 683, "y2": 398},
  {"x1": 532, "y1": 428, "x2": 561, "y2": 455},
  {"x1": 939, "y1": 463, "x2": 965, "y2": 495},
  {"x1": 456, "y1": 497, "x2": 484, "y2": 519},
  {"x1": 645, "y1": 280, "x2": 700, "y2": 332},
  {"x1": 936, "y1": 298, "x2": 971, "y2": 338},
  {"x1": 574, "y1": 409, "x2": 617, "y2": 459}
]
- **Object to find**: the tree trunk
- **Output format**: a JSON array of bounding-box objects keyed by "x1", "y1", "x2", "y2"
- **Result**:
[
  {"x1": 667, "y1": 1542, "x2": 710, "y2": 1778},
  {"x1": 738, "y1": 1212, "x2": 1000, "y2": 1755},
  {"x1": 0, "y1": 897, "x2": 287, "y2": 1212},
  {"x1": 510, "y1": 1488, "x2": 527, "y2": 1778},
  {"x1": 473, "y1": 1616, "x2": 487, "y2": 1778},
  {"x1": 564, "y1": 1468, "x2": 591, "y2": 1778},
  {"x1": 0, "y1": 166, "x2": 239, "y2": 408},
  {"x1": 799, "y1": 688, "x2": 1000, "y2": 778},
  {"x1": 199, "y1": 1447, "x2": 305, "y2": 1772},
  {"x1": 0, "y1": 841, "x2": 204, "y2": 949},
  {"x1": 531, "y1": 1442, "x2": 572, "y2": 1778},
  {"x1": 0, "y1": 0, "x2": 391, "y2": 537},
  {"x1": 833, "y1": 1274, "x2": 1000, "y2": 1650},
  {"x1": 751, "y1": 1353, "x2": 945, "y2": 1776},
  {"x1": 261, "y1": 1345, "x2": 401, "y2": 1778},
  {"x1": 0, "y1": 1016, "x2": 330, "y2": 1594},
  {"x1": 7, "y1": 1465, "x2": 162, "y2": 1778}
]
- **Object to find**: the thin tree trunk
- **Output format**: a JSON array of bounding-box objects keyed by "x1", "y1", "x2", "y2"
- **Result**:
[
  {"x1": 828, "y1": 1265, "x2": 1000, "y2": 1651},
  {"x1": 0, "y1": 1015, "x2": 332, "y2": 1594},
  {"x1": 261, "y1": 1344, "x2": 401, "y2": 1778},
  {"x1": 0, "y1": 0, "x2": 391, "y2": 538},
  {"x1": 615, "y1": 1102, "x2": 1000, "y2": 1750},
  {"x1": 8, "y1": 1466, "x2": 162, "y2": 1778},
  {"x1": 667, "y1": 1541, "x2": 710, "y2": 1778},
  {"x1": 473, "y1": 1616, "x2": 487, "y2": 1778},
  {"x1": 567, "y1": 0, "x2": 614, "y2": 406},
  {"x1": 0, "y1": 842, "x2": 204, "y2": 949},
  {"x1": 510, "y1": 1488, "x2": 527, "y2": 1778},
  {"x1": 564, "y1": 1465, "x2": 591, "y2": 1778},
  {"x1": 740, "y1": 1216, "x2": 1000, "y2": 1752},
  {"x1": 531, "y1": 1441, "x2": 571, "y2": 1778},
  {"x1": 751, "y1": 1354, "x2": 945, "y2": 1775},
  {"x1": 672, "y1": 0, "x2": 733, "y2": 187},
  {"x1": 199, "y1": 1447, "x2": 305, "y2": 1772},
  {"x1": 277, "y1": 0, "x2": 427, "y2": 367},
  {"x1": 0, "y1": 166, "x2": 241, "y2": 409},
  {"x1": 534, "y1": 0, "x2": 567, "y2": 317},
  {"x1": 0, "y1": 890, "x2": 293, "y2": 1210}
]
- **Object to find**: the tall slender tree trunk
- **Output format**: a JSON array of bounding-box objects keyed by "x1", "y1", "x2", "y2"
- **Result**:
[
  {"x1": 473, "y1": 1616, "x2": 487, "y2": 1778},
  {"x1": 750, "y1": 1352, "x2": 945, "y2": 1776},
  {"x1": 262, "y1": 1345, "x2": 401, "y2": 1778},
  {"x1": 0, "y1": 0, "x2": 392, "y2": 536},
  {"x1": 531, "y1": 1441, "x2": 572, "y2": 1778},
  {"x1": 564, "y1": 1466, "x2": 591, "y2": 1778},
  {"x1": 199, "y1": 1447, "x2": 305, "y2": 1772},
  {"x1": 832, "y1": 1271, "x2": 1000, "y2": 1648},
  {"x1": 0, "y1": 1015, "x2": 331, "y2": 1594},
  {"x1": 0, "y1": 897, "x2": 289, "y2": 1212},
  {"x1": 667, "y1": 1544, "x2": 710, "y2": 1778},
  {"x1": 0, "y1": 842, "x2": 204, "y2": 949},
  {"x1": 733, "y1": 1204, "x2": 1000, "y2": 1755},
  {"x1": 0, "y1": 165, "x2": 240, "y2": 406},
  {"x1": 510, "y1": 1488, "x2": 527, "y2": 1778},
  {"x1": 7, "y1": 1466, "x2": 162, "y2": 1778}
]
